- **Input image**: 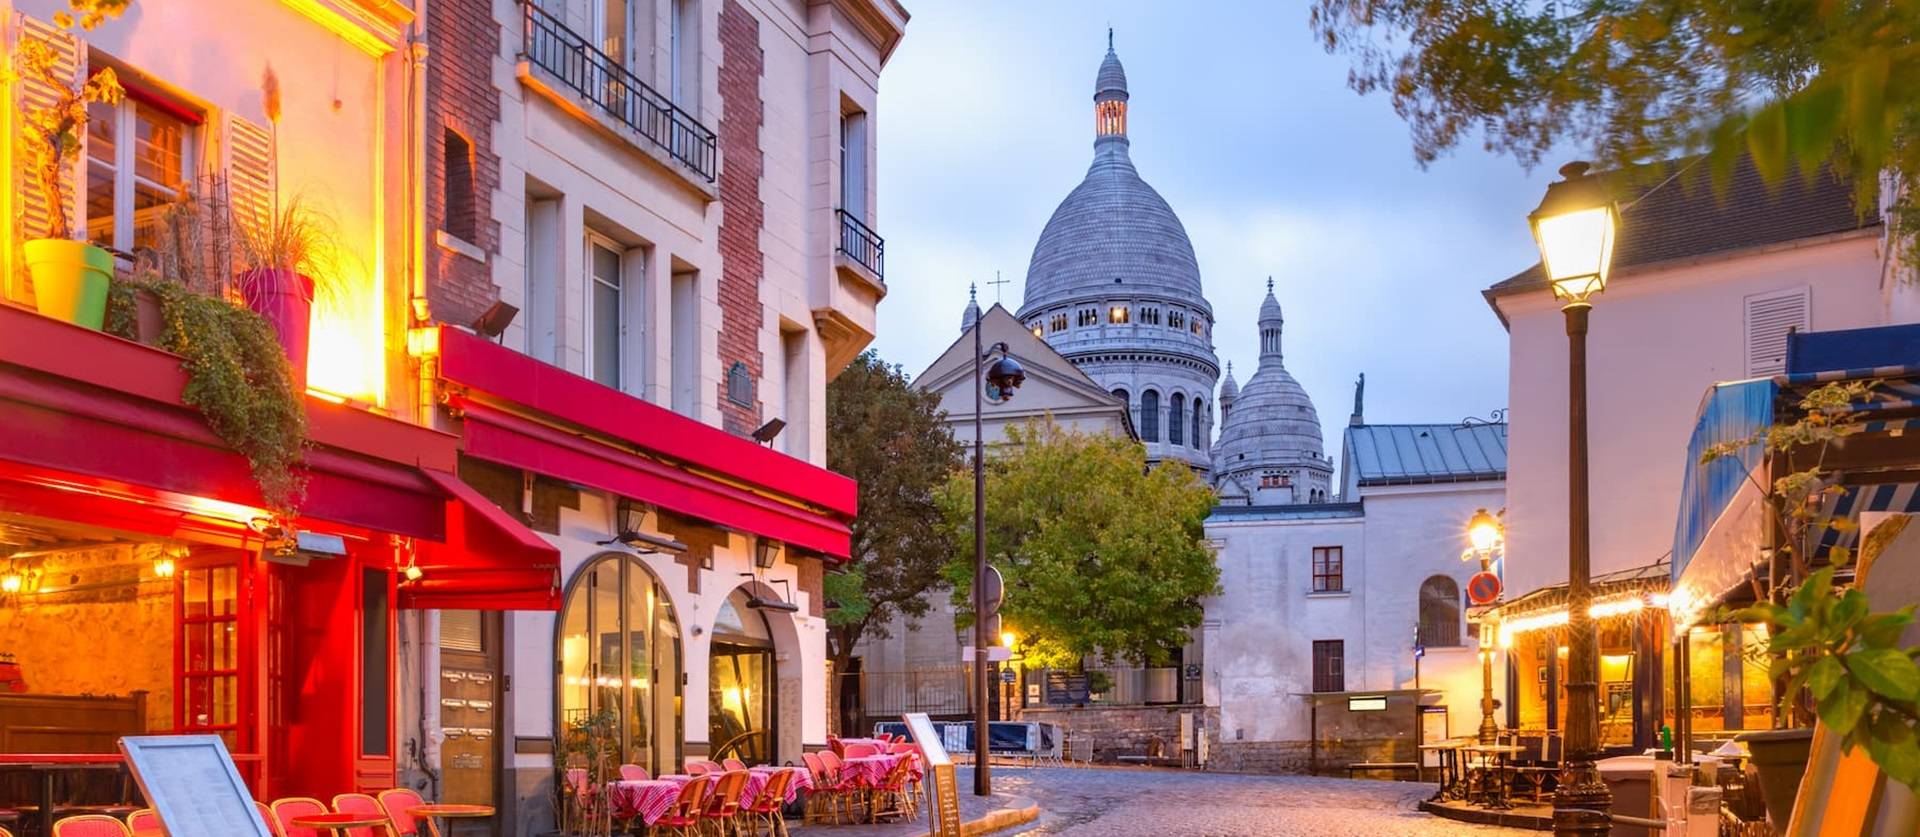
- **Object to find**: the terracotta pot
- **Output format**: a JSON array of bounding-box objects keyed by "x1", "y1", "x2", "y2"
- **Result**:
[
  {"x1": 239, "y1": 268, "x2": 314, "y2": 391},
  {"x1": 23, "y1": 238, "x2": 112, "y2": 329},
  {"x1": 1739, "y1": 727, "x2": 1813, "y2": 828},
  {"x1": 133, "y1": 287, "x2": 165, "y2": 345}
]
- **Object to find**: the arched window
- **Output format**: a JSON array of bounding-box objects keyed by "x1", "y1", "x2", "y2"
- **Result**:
[
  {"x1": 1191, "y1": 399, "x2": 1204, "y2": 448},
  {"x1": 557, "y1": 553, "x2": 683, "y2": 776},
  {"x1": 1140, "y1": 390, "x2": 1160, "y2": 441},
  {"x1": 1169, "y1": 393, "x2": 1185, "y2": 445},
  {"x1": 1418, "y1": 575, "x2": 1462, "y2": 648}
]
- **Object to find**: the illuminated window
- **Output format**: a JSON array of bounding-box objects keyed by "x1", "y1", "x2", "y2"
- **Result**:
[
  {"x1": 1109, "y1": 306, "x2": 1129, "y2": 324},
  {"x1": 87, "y1": 93, "x2": 195, "y2": 252},
  {"x1": 1312, "y1": 547, "x2": 1342, "y2": 592},
  {"x1": 1312, "y1": 640, "x2": 1344, "y2": 692},
  {"x1": 557, "y1": 553, "x2": 683, "y2": 777}
]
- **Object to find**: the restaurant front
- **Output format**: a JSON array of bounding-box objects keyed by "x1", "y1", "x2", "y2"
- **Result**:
[
  {"x1": 423, "y1": 328, "x2": 855, "y2": 833},
  {"x1": 0, "y1": 305, "x2": 559, "y2": 825}
]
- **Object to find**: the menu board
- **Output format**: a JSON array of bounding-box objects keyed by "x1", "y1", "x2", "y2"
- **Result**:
[
  {"x1": 119, "y1": 735, "x2": 274, "y2": 837},
  {"x1": 904, "y1": 712, "x2": 960, "y2": 837}
]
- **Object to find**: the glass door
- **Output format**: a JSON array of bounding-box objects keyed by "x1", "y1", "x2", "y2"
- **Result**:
[
  {"x1": 708, "y1": 644, "x2": 771, "y2": 764},
  {"x1": 175, "y1": 551, "x2": 258, "y2": 778}
]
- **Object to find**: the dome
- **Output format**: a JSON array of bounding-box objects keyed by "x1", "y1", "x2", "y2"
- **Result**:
[
  {"x1": 1019, "y1": 146, "x2": 1207, "y2": 312},
  {"x1": 1220, "y1": 361, "x2": 1239, "y2": 401},
  {"x1": 1212, "y1": 281, "x2": 1333, "y2": 501},
  {"x1": 1095, "y1": 43, "x2": 1127, "y2": 102}
]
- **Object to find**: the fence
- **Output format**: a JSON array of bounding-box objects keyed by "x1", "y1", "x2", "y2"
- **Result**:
[{"x1": 836, "y1": 666, "x2": 970, "y2": 735}]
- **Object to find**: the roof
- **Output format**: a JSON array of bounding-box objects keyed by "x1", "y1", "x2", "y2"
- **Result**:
[
  {"x1": 1208, "y1": 501, "x2": 1365, "y2": 522},
  {"x1": 1487, "y1": 156, "x2": 1879, "y2": 298},
  {"x1": 1487, "y1": 560, "x2": 1671, "y2": 622},
  {"x1": 1343, "y1": 422, "x2": 1508, "y2": 486}
]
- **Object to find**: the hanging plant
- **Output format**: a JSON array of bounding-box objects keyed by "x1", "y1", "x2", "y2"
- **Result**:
[{"x1": 107, "y1": 276, "x2": 308, "y2": 513}]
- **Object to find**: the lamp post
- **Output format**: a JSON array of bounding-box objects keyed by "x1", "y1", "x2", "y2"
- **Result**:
[
  {"x1": 1465, "y1": 508, "x2": 1505, "y2": 745},
  {"x1": 1530, "y1": 161, "x2": 1620, "y2": 836},
  {"x1": 973, "y1": 319, "x2": 1024, "y2": 797}
]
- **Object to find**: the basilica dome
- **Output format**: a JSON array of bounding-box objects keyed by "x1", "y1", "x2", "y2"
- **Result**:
[{"x1": 1212, "y1": 281, "x2": 1334, "y2": 504}]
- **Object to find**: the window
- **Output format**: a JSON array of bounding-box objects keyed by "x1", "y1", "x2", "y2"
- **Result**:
[
  {"x1": 587, "y1": 234, "x2": 624, "y2": 388},
  {"x1": 524, "y1": 193, "x2": 561, "y2": 363},
  {"x1": 1168, "y1": 310, "x2": 1185, "y2": 330},
  {"x1": 1050, "y1": 313, "x2": 1068, "y2": 333},
  {"x1": 1140, "y1": 307, "x2": 1160, "y2": 326},
  {"x1": 1078, "y1": 308, "x2": 1098, "y2": 327},
  {"x1": 670, "y1": 269, "x2": 699, "y2": 414},
  {"x1": 1311, "y1": 546, "x2": 1343, "y2": 592},
  {"x1": 669, "y1": 0, "x2": 699, "y2": 108},
  {"x1": 1169, "y1": 393, "x2": 1185, "y2": 445},
  {"x1": 1259, "y1": 470, "x2": 1290, "y2": 489},
  {"x1": 1032, "y1": 325, "x2": 1043, "y2": 338},
  {"x1": 1191, "y1": 399, "x2": 1204, "y2": 448},
  {"x1": 360, "y1": 569, "x2": 391, "y2": 756},
  {"x1": 1139, "y1": 390, "x2": 1160, "y2": 441},
  {"x1": 1418, "y1": 575, "x2": 1462, "y2": 647},
  {"x1": 840, "y1": 111, "x2": 868, "y2": 221},
  {"x1": 1312, "y1": 640, "x2": 1344, "y2": 692},
  {"x1": 780, "y1": 327, "x2": 806, "y2": 456},
  {"x1": 1109, "y1": 305, "x2": 1129, "y2": 324},
  {"x1": 86, "y1": 95, "x2": 194, "y2": 251},
  {"x1": 1192, "y1": 319, "x2": 1204, "y2": 336},
  {"x1": 598, "y1": 0, "x2": 634, "y2": 71},
  {"x1": 1112, "y1": 388, "x2": 1128, "y2": 409},
  {"x1": 558, "y1": 553, "x2": 683, "y2": 777},
  {"x1": 442, "y1": 130, "x2": 476, "y2": 241}
]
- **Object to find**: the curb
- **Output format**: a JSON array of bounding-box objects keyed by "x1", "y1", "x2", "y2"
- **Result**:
[
  {"x1": 961, "y1": 796, "x2": 1040, "y2": 835},
  {"x1": 1417, "y1": 798, "x2": 1552, "y2": 831}
]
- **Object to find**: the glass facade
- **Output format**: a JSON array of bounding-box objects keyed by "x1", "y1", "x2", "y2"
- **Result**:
[{"x1": 557, "y1": 554, "x2": 683, "y2": 776}]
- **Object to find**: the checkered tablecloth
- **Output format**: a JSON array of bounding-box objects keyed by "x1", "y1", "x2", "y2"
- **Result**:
[
  {"x1": 608, "y1": 779, "x2": 686, "y2": 825},
  {"x1": 745, "y1": 765, "x2": 812, "y2": 803},
  {"x1": 841, "y1": 753, "x2": 917, "y2": 788}
]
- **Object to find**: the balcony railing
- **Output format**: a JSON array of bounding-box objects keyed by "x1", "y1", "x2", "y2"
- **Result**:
[
  {"x1": 836, "y1": 208, "x2": 884, "y2": 281},
  {"x1": 522, "y1": 1, "x2": 717, "y2": 182}
]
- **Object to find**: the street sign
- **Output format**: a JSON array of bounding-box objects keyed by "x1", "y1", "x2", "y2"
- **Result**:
[
  {"x1": 960, "y1": 646, "x2": 1012, "y2": 662},
  {"x1": 1045, "y1": 671, "x2": 1090, "y2": 705},
  {"x1": 983, "y1": 565, "x2": 1004, "y2": 615},
  {"x1": 1468, "y1": 571, "x2": 1503, "y2": 605},
  {"x1": 1001, "y1": 668, "x2": 1016, "y2": 684}
]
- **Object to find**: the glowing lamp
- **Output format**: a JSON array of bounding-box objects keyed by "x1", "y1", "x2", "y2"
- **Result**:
[
  {"x1": 1000, "y1": 631, "x2": 1016, "y2": 649},
  {"x1": 404, "y1": 562, "x2": 424, "y2": 582},
  {"x1": 153, "y1": 557, "x2": 176, "y2": 578},
  {"x1": 1467, "y1": 507, "x2": 1502, "y2": 553},
  {"x1": 407, "y1": 325, "x2": 441, "y2": 358},
  {"x1": 1, "y1": 571, "x2": 19, "y2": 594},
  {"x1": 1529, "y1": 161, "x2": 1620, "y2": 303}
]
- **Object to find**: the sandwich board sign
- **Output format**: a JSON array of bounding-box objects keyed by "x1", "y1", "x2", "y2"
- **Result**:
[
  {"x1": 119, "y1": 734, "x2": 275, "y2": 837},
  {"x1": 904, "y1": 712, "x2": 961, "y2": 837}
]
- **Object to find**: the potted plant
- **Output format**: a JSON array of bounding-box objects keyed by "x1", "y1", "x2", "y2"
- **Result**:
[
  {"x1": 1703, "y1": 380, "x2": 1920, "y2": 823},
  {"x1": 16, "y1": 0, "x2": 128, "y2": 329}
]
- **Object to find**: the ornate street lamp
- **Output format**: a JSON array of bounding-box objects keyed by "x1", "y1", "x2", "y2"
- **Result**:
[
  {"x1": 1530, "y1": 161, "x2": 1619, "y2": 836},
  {"x1": 972, "y1": 309, "x2": 1023, "y2": 796},
  {"x1": 1464, "y1": 508, "x2": 1505, "y2": 745}
]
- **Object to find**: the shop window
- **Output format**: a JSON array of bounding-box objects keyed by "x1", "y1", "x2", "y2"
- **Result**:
[
  {"x1": 361, "y1": 569, "x2": 391, "y2": 756},
  {"x1": 87, "y1": 92, "x2": 196, "y2": 252},
  {"x1": 1312, "y1": 640, "x2": 1344, "y2": 692},
  {"x1": 557, "y1": 553, "x2": 683, "y2": 776},
  {"x1": 1169, "y1": 393, "x2": 1185, "y2": 445},
  {"x1": 442, "y1": 129, "x2": 476, "y2": 242},
  {"x1": 1139, "y1": 389, "x2": 1159, "y2": 441},
  {"x1": 710, "y1": 587, "x2": 776, "y2": 764},
  {"x1": 1418, "y1": 575, "x2": 1461, "y2": 647},
  {"x1": 1311, "y1": 546, "x2": 1343, "y2": 592}
]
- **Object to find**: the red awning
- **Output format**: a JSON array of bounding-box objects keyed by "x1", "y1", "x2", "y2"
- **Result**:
[
  {"x1": 402, "y1": 470, "x2": 562, "y2": 611},
  {"x1": 436, "y1": 328, "x2": 858, "y2": 558}
]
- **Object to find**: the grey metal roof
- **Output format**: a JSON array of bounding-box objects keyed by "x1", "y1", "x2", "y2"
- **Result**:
[
  {"x1": 1344, "y1": 422, "x2": 1508, "y2": 486},
  {"x1": 1095, "y1": 47, "x2": 1128, "y2": 101},
  {"x1": 1209, "y1": 501, "x2": 1365, "y2": 522}
]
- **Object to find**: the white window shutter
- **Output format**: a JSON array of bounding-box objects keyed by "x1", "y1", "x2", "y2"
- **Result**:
[
  {"x1": 1744, "y1": 286, "x2": 1811, "y2": 377},
  {"x1": 12, "y1": 13, "x2": 83, "y2": 243},
  {"x1": 223, "y1": 113, "x2": 274, "y2": 238}
]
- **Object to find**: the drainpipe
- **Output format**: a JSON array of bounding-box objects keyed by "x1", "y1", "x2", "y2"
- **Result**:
[
  {"x1": 405, "y1": 25, "x2": 435, "y2": 428},
  {"x1": 419, "y1": 609, "x2": 443, "y2": 797}
]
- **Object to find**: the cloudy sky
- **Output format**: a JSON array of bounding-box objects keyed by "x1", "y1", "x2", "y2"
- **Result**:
[{"x1": 870, "y1": 1, "x2": 1565, "y2": 440}]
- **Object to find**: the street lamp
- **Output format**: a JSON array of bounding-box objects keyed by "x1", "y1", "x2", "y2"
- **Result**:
[
  {"x1": 1530, "y1": 161, "x2": 1619, "y2": 836},
  {"x1": 1463, "y1": 508, "x2": 1505, "y2": 745},
  {"x1": 973, "y1": 313, "x2": 1024, "y2": 797}
]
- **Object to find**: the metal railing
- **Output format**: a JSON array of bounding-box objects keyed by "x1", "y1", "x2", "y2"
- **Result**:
[
  {"x1": 836, "y1": 209, "x2": 885, "y2": 280},
  {"x1": 835, "y1": 667, "x2": 969, "y2": 734},
  {"x1": 521, "y1": 1, "x2": 717, "y2": 182}
]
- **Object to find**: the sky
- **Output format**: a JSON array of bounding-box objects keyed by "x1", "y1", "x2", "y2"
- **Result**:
[{"x1": 869, "y1": 1, "x2": 1572, "y2": 443}]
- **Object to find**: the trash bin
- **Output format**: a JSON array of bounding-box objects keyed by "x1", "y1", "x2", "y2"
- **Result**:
[
  {"x1": 1597, "y1": 755, "x2": 1659, "y2": 837},
  {"x1": 1687, "y1": 786, "x2": 1722, "y2": 837}
]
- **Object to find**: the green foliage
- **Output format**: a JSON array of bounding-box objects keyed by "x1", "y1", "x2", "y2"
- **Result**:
[
  {"x1": 15, "y1": 0, "x2": 128, "y2": 241},
  {"x1": 938, "y1": 419, "x2": 1220, "y2": 670},
  {"x1": 1310, "y1": 0, "x2": 1920, "y2": 270},
  {"x1": 555, "y1": 707, "x2": 619, "y2": 835},
  {"x1": 107, "y1": 276, "x2": 308, "y2": 514},
  {"x1": 1729, "y1": 564, "x2": 1920, "y2": 790},
  {"x1": 823, "y1": 351, "x2": 965, "y2": 668}
]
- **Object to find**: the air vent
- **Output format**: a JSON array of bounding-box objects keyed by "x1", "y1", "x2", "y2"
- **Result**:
[{"x1": 1744, "y1": 287, "x2": 1810, "y2": 377}]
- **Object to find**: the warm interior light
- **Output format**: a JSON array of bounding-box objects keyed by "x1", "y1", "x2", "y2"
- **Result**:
[
  {"x1": 406, "y1": 325, "x2": 441, "y2": 358},
  {"x1": 1, "y1": 572, "x2": 20, "y2": 594},
  {"x1": 153, "y1": 557, "x2": 176, "y2": 578},
  {"x1": 1534, "y1": 206, "x2": 1615, "y2": 301},
  {"x1": 404, "y1": 563, "x2": 424, "y2": 582},
  {"x1": 1467, "y1": 508, "x2": 1502, "y2": 553}
]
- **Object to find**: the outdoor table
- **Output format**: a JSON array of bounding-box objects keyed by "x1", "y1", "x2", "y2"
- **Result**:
[
  {"x1": 840, "y1": 753, "x2": 905, "y2": 789},
  {"x1": 0, "y1": 754, "x2": 128, "y2": 836},
  {"x1": 407, "y1": 803, "x2": 494, "y2": 837},
  {"x1": 608, "y1": 779, "x2": 684, "y2": 825},
  {"x1": 1419, "y1": 741, "x2": 1468, "y2": 800},
  {"x1": 743, "y1": 765, "x2": 811, "y2": 805},
  {"x1": 1462, "y1": 744, "x2": 1525, "y2": 810},
  {"x1": 835, "y1": 737, "x2": 892, "y2": 755},
  {"x1": 291, "y1": 811, "x2": 390, "y2": 836}
]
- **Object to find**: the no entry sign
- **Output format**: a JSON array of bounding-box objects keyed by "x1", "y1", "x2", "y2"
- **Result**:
[{"x1": 1468, "y1": 571, "x2": 1503, "y2": 605}]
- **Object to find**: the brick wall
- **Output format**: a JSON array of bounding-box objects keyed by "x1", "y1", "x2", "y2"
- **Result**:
[
  {"x1": 425, "y1": 0, "x2": 503, "y2": 327},
  {"x1": 714, "y1": 0, "x2": 764, "y2": 435}
]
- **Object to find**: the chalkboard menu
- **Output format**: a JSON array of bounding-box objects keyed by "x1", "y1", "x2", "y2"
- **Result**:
[
  {"x1": 904, "y1": 713, "x2": 960, "y2": 837},
  {"x1": 119, "y1": 735, "x2": 274, "y2": 837},
  {"x1": 1045, "y1": 671, "x2": 1090, "y2": 705}
]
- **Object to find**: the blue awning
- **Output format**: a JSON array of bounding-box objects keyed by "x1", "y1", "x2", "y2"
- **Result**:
[
  {"x1": 1671, "y1": 378, "x2": 1775, "y2": 583},
  {"x1": 1786, "y1": 324, "x2": 1920, "y2": 376}
]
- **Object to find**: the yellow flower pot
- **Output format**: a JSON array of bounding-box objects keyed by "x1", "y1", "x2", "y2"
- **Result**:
[{"x1": 23, "y1": 238, "x2": 112, "y2": 330}]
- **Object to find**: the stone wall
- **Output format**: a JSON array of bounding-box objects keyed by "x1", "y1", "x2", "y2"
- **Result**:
[
  {"x1": 1018, "y1": 704, "x2": 1199, "y2": 764},
  {"x1": 1200, "y1": 706, "x2": 1422, "y2": 776},
  {"x1": 0, "y1": 544, "x2": 172, "y2": 731}
]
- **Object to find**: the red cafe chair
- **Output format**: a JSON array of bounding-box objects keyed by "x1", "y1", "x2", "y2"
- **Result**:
[
  {"x1": 617, "y1": 763, "x2": 649, "y2": 781},
  {"x1": 270, "y1": 797, "x2": 329, "y2": 837},
  {"x1": 256, "y1": 801, "x2": 284, "y2": 837},
  {"x1": 331, "y1": 793, "x2": 396, "y2": 837},
  {"x1": 375, "y1": 788, "x2": 427, "y2": 837},
  {"x1": 741, "y1": 768, "x2": 794, "y2": 837},
  {"x1": 827, "y1": 735, "x2": 844, "y2": 757},
  {"x1": 686, "y1": 761, "x2": 713, "y2": 776},
  {"x1": 703, "y1": 770, "x2": 750, "y2": 833},
  {"x1": 842, "y1": 742, "x2": 881, "y2": 758},
  {"x1": 50, "y1": 816, "x2": 131, "y2": 837},
  {"x1": 652, "y1": 774, "x2": 712, "y2": 837},
  {"x1": 125, "y1": 809, "x2": 159, "y2": 834},
  {"x1": 722, "y1": 758, "x2": 747, "y2": 772}
]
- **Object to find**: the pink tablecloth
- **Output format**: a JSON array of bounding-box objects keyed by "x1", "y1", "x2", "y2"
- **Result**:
[
  {"x1": 841, "y1": 753, "x2": 920, "y2": 788},
  {"x1": 608, "y1": 779, "x2": 685, "y2": 824},
  {"x1": 745, "y1": 765, "x2": 812, "y2": 803}
]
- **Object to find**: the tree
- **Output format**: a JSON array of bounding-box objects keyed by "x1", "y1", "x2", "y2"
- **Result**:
[
  {"x1": 1310, "y1": 0, "x2": 1920, "y2": 265},
  {"x1": 824, "y1": 351, "x2": 964, "y2": 676},
  {"x1": 938, "y1": 419, "x2": 1220, "y2": 670}
]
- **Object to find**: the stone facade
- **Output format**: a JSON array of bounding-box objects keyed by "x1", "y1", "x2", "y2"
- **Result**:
[{"x1": 1019, "y1": 704, "x2": 1200, "y2": 765}]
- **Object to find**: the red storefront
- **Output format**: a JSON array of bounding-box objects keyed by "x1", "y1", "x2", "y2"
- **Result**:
[{"x1": 0, "y1": 304, "x2": 558, "y2": 812}]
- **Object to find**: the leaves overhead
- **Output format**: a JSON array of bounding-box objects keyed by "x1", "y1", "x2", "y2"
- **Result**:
[{"x1": 939, "y1": 419, "x2": 1220, "y2": 670}]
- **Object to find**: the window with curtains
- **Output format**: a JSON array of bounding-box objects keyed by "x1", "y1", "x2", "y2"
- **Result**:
[
  {"x1": 557, "y1": 554, "x2": 683, "y2": 777},
  {"x1": 1312, "y1": 640, "x2": 1344, "y2": 692},
  {"x1": 1311, "y1": 546, "x2": 1343, "y2": 592},
  {"x1": 1140, "y1": 390, "x2": 1160, "y2": 441},
  {"x1": 1418, "y1": 575, "x2": 1462, "y2": 647},
  {"x1": 86, "y1": 93, "x2": 195, "y2": 252}
]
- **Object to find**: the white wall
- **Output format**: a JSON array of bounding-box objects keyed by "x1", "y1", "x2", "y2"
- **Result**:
[{"x1": 1499, "y1": 234, "x2": 1887, "y2": 597}]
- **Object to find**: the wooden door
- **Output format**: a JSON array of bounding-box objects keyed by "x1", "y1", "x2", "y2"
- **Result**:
[{"x1": 439, "y1": 610, "x2": 501, "y2": 828}]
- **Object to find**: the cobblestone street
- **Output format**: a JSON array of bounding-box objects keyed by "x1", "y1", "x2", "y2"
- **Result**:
[{"x1": 970, "y1": 766, "x2": 1536, "y2": 837}]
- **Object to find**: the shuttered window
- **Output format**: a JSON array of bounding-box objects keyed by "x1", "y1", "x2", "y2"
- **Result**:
[
  {"x1": 1744, "y1": 287, "x2": 1810, "y2": 377},
  {"x1": 12, "y1": 14, "x2": 83, "y2": 266},
  {"x1": 224, "y1": 114, "x2": 274, "y2": 238}
]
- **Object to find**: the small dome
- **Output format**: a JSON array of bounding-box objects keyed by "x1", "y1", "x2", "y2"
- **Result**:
[
  {"x1": 961, "y1": 283, "x2": 981, "y2": 333},
  {"x1": 1213, "y1": 281, "x2": 1332, "y2": 493},
  {"x1": 1220, "y1": 361, "x2": 1240, "y2": 401},
  {"x1": 1095, "y1": 46, "x2": 1128, "y2": 102},
  {"x1": 1259, "y1": 279, "x2": 1283, "y2": 327}
]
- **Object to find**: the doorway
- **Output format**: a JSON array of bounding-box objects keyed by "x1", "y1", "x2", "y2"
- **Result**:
[{"x1": 708, "y1": 588, "x2": 774, "y2": 764}]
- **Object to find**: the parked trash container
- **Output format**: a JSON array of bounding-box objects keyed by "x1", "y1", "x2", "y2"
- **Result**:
[
  {"x1": 1597, "y1": 755, "x2": 1659, "y2": 837},
  {"x1": 1688, "y1": 786, "x2": 1722, "y2": 837}
]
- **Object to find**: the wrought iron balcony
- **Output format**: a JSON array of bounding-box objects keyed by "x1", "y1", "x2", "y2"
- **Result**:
[
  {"x1": 521, "y1": 1, "x2": 717, "y2": 182},
  {"x1": 836, "y1": 209, "x2": 884, "y2": 281}
]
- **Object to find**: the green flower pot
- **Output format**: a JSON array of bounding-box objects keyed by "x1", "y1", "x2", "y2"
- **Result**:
[{"x1": 23, "y1": 238, "x2": 112, "y2": 329}]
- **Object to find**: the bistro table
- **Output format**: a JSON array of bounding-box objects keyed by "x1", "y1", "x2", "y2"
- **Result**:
[
  {"x1": 608, "y1": 779, "x2": 687, "y2": 826},
  {"x1": 407, "y1": 803, "x2": 495, "y2": 837},
  {"x1": 1461, "y1": 744, "x2": 1525, "y2": 810},
  {"x1": 291, "y1": 812, "x2": 391, "y2": 837},
  {"x1": 0, "y1": 754, "x2": 130, "y2": 836},
  {"x1": 1418, "y1": 740, "x2": 1468, "y2": 801}
]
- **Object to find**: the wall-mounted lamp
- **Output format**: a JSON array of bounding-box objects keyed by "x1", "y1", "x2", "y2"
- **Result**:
[
  {"x1": 472, "y1": 300, "x2": 519, "y2": 341},
  {"x1": 599, "y1": 498, "x2": 689, "y2": 554},
  {"x1": 751, "y1": 419, "x2": 786, "y2": 446},
  {"x1": 754, "y1": 538, "x2": 783, "y2": 570},
  {"x1": 739, "y1": 573, "x2": 800, "y2": 613}
]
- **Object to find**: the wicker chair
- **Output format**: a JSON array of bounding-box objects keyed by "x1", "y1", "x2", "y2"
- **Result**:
[
  {"x1": 255, "y1": 801, "x2": 283, "y2": 837},
  {"x1": 269, "y1": 797, "x2": 330, "y2": 837},
  {"x1": 331, "y1": 793, "x2": 396, "y2": 837},
  {"x1": 52, "y1": 815, "x2": 132, "y2": 836},
  {"x1": 124, "y1": 809, "x2": 159, "y2": 833},
  {"x1": 740, "y1": 768, "x2": 793, "y2": 837},
  {"x1": 375, "y1": 789, "x2": 427, "y2": 837}
]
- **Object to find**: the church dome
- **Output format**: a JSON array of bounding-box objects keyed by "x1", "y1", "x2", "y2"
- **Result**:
[{"x1": 1212, "y1": 280, "x2": 1334, "y2": 503}]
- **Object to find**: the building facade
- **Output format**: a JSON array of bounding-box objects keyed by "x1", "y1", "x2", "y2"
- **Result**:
[{"x1": 1014, "y1": 38, "x2": 1219, "y2": 473}]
